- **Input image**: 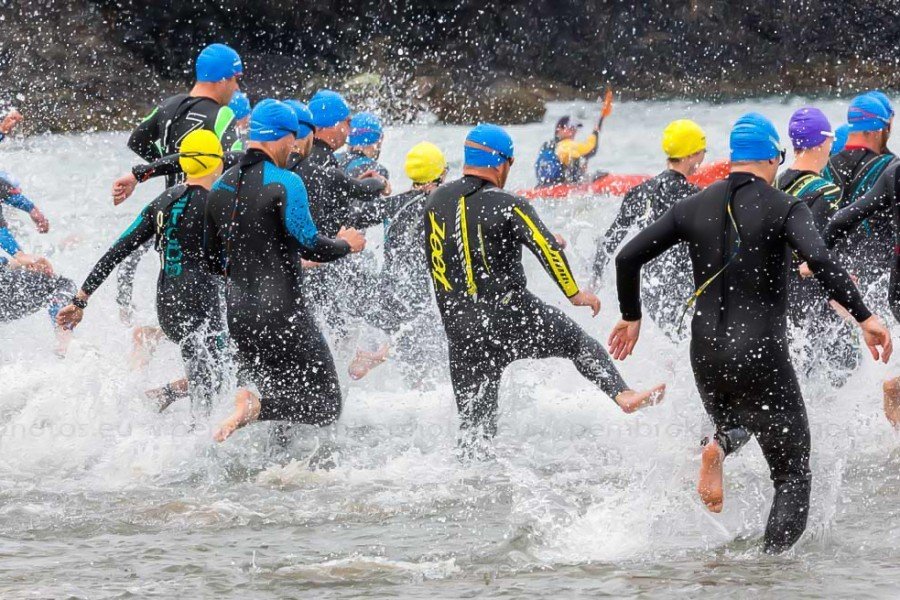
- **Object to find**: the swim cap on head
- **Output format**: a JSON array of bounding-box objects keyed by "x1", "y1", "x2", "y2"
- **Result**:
[
  {"x1": 661, "y1": 119, "x2": 706, "y2": 159},
  {"x1": 195, "y1": 43, "x2": 243, "y2": 83},
  {"x1": 405, "y1": 141, "x2": 447, "y2": 184},
  {"x1": 349, "y1": 112, "x2": 383, "y2": 146},
  {"x1": 464, "y1": 123, "x2": 514, "y2": 168},
  {"x1": 249, "y1": 99, "x2": 299, "y2": 142},
  {"x1": 178, "y1": 129, "x2": 224, "y2": 178},
  {"x1": 284, "y1": 100, "x2": 315, "y2": 139},
  {"x1": 868, "y1": 90, "x2": 895, "y2": 118},
  {"x1": 729, "y1": 112, "x2": 782, "y2": 162},
  {"x1": 309, "y1": 90, "x2": 351, "y2": 128},
  {"x1": 847, "y1": 93, "x2": 891, "y2": 132},
  {"x1": 788, "y1": 107, "x2": 834, "y2": 150},
  {"x1": 831, "y1": 123, "x2": 850, "y2": 156},
  {"x1": 228, "y1": 91, "x2": 251, "y2": 120}
]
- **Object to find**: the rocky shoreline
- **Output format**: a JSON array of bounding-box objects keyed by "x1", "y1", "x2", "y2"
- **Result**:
[{"x1": 1, "y1": 0, "x2": 898, "y2": 133}]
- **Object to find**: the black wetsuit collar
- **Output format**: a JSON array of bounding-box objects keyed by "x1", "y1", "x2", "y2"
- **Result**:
[
  {"x1": 239, "y1": 148, "x2": 274, "y2": 169},
  {"x1": 727, "y1": 171, "x2": 765, "y2": 186}
]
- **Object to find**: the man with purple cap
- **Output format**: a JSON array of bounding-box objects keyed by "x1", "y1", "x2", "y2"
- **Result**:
[{"x1": 777, "y1": 108, "x2": 859, "y2": 387}]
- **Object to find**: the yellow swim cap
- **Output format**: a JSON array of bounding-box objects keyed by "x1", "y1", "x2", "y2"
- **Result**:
[
  {"x1": 405, "y1": 141, "x2": 447, "y2": 184},
  {"x1": 178, "y1": 129, "x2": 224, "y2": 178},
  {"x1": 662, "y1": 119, "x2": 706, "y2": 159}
]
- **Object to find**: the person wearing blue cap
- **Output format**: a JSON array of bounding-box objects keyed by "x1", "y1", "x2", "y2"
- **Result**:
[
  {"x1": 336, "y1": 112, "x2": 390, "y2": 179},
  {"x1": 117, "y1": 42, "x2": 246, "y2": 320},
  {"x1": 823, "y1": 92, "x2": 896, "y2": 304},
  {"x1": 204, "y1": 98, "x2": 367, "y2": 442},
  {"x1": 613, "y1": 112, "x2": 891, "y2": 553},
  {"x1": 424, "y1": 122, "x2": 665, "y2": 455},
  {"x1": 228, "y1": 90, "x2": 252, "y2": 139},
  {"x1": 777, "y1": 108, "x2": 860, "y2": 387},
  {"x1": 830, "y1": 123, "x2": 850, "y2": 156}
]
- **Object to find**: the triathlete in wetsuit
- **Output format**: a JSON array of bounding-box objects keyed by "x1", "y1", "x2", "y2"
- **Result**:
[
  {"x1": 117, "y1": 43, "x2": 244, "y2": 317},
  {"x1": 426, "y1": 124, "x2": 664, "y2": 449},
  {"x1": 823, "y1": 93, "x2": 896, "y2": 306},
  {"x1": 335, "y1": 112, "x2": 390, "y2": 179},
  {"x1": 57, "y1": 130, "x2": 229, "y2": 415},
  {"x1": 777, "y1": 107, "x2": 859, "y2": 387},
  {"x1": 592, "y1": 119, "x2": 706, "y2": 341},
  {"x1": 204, "y1": 100, "x2": 365, "y2": 442},
  {"x1": 612, "y1": 113, "x2": 890, "y2": 553}
]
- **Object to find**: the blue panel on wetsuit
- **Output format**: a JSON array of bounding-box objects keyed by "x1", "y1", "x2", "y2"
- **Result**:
[
  {"x1": 3, "y1": 193, "x2": 35, "y2": 212},
  {"x1": 0, "y1": 226, "x2": 21, "y2": 255},
  {"x1": 262, "y1": 161, "x2": 319, "y2": 247}
]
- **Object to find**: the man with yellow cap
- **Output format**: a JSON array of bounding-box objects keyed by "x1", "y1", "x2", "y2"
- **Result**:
[
  {"x1": 349, "y1": 141, "x2": 450, "y2": 382},
  {"x1": 57, "y1": 129, "x2": 229, "y2": 420},
  {"x1": 591, "y1": 118, "x2": 706, "y2": 340}
]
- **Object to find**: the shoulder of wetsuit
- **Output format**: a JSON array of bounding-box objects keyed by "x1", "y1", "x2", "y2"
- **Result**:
[
  {"x1": 152, "y1": 184, "x2": 191, "y2": 212},
  {"x1": 0, "y1": 172, "x2": 21, "y2": 197}
]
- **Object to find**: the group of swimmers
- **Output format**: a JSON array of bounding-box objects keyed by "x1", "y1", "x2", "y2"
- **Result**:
[{"x1": 1, "y1": 42, "x2": 899, "y2": 554}]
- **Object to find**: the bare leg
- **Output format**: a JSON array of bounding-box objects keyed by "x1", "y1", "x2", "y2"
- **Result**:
[
  {"x1": 883, "y1": 377, "x2": 900, "y2": 429},
  {"x1": 214, "y1": 388, "x2": 262, "y2": 442},
  {"x1": 348, "y1": 343, "x2": 390, "y2": 380},
  {"x1": 615, "y1": 384, "x2": 666, "y2": 414},
  {"x1": 698, "y1": 439, "x2": 725, "y2": 513}
]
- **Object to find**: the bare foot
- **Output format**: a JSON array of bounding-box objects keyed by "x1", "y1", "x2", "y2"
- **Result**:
[
  {"x1": 214, "y1": 389, "x2": 261, "y2": 442},
  {"x1": 348, "y1": 344, "x2": 390, "y2": 380},
  {"x1": 698, "y1": 440, "x2": 725, "y2": 513},
  {"x1": 615, "y1": 384, "x2": 666, "y2": 414},
  {"x1": 883, "y1": 377, "x2": 900, "y2": 429}
]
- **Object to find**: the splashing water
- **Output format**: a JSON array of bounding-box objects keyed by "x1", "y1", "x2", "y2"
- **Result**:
[{"x1": 1, "y1": 99, "x2": 899, "y2": 598}]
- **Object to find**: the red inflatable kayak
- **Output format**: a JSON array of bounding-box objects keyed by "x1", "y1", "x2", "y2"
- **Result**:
[{"x1": 519, "y1": 160, "x2": 731, "y2": 199}]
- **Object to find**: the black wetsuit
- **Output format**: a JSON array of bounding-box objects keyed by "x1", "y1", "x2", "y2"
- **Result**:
[
  {"x1": 825, "y1": 160, "x2": 900, "y2": 323},
  {"x1": 592, "y1": 169, "x2": 697, "y2": 340},
  {"x1": 616, "y1": 172, "x2": 871, "y2": 553},
  {"x1": 80, "y1": 184, "x2": 226, "y2": 413},
  {"x1": 205, "y1": 149, "x2": 351, "y2": 424},
  {"x1": 777, "y1": 169, "x2": 859, "y2": 386},
  {"x1": 824, "y1": 147, "x2": 896, "y2": 306},
  {"x1": 424, "y1": 175, "x2": 629, "y2": 440},
  {"x1": 119, "y1": 93, "x2": 242, "y2": 312},
  {"x1": 336, "y1": 150, "x2": 390, "y2": 179}
]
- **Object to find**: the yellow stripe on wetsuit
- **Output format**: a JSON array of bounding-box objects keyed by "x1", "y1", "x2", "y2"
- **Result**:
[
  {"x1": 512, "y1": 206, "x2": 579, "y2": 297},
  {"x1": 458, "y1": 196, "x2": 478, "y2": 296}
]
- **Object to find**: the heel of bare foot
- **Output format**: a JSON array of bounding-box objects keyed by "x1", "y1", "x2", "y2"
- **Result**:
[
  {"x1": 214, "y1": 389, "x2": 261, "y2": 442},
  {"x1": 883, "y1": 377, "x2": 900, "y2": 429},
  {"x1": 615, "y1": 383, "x2": 666, "y2": 414},
  {"x1": 348, "y1": 343, "x2": 390, "y2": 380},
  {"x1": 698, "y1": 440, "x2": 725, "y2": 513}
]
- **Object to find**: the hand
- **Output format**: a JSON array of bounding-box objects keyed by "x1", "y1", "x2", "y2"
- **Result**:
[
  {"x1": 301, "y1": 259, "x2": 322, "y2": 269},
  {"x1": 29, "y1": 207, "x2": 49, "y2": 233},
  {"x1": 56, "y1": 304, "x2": 84, "y2": 330},
  {"x1": 112, "y1": 173, "x2": 138, "y2": 205},
  {"x1": 608, "y1": 318, "x2": 641, "y2": 360},
  {"x1": 10, "y1": 252, "x2": 53, "y2": 275},
  {"x1": 554, "y1": 233, "x2": 567, "y2": 249},
  {"x1": 569, "y1": 290, "x2": 600, "y2": 316},
  {"x1": 0, "y1": 109, "x2": 23, "y2": 134},
  {"x1": 797, "y1": 262, "x2": 813, "y2": 278},
  {"x1": 860, "y1": 315, "x2": 893, "y2": 363},
  {"x1": 359, "y1": 170, "x2": 391, "y2": 195},
  {"x1": 337, "y1": 226, "x2": 366, "y2": 253}
]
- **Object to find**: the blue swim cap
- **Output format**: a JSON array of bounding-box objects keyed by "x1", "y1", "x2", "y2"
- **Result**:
[
  {"x1": 284, "y1": 100, "x2": 315, "y2": 139},
  {"x1": 228, "y1": 91, "x2": 251, "y2": 120},
  {"x1": 309, "y1": 90, "x2": 351, "y2": 128},
  {"x1": 868, "y1": 90, "x2": 895, "y2": 118},
  {"x1": 249, "y1": 99, "x2": 299, "y2": 142},
  {"x1": 729, "y1": 112, "x2": 782, "y2": 162},
  {"x1": 464, "y1": 123, "x2": 514, "y2": 168},
  {"x1": 348, "y1": 112, "x2": 383, "y2": 146},
  {"x1": 195, "y1": 43, "x2": 243, "y2": 83},
  {"x1": 831, "y1": 123, "x2": 850, "y2": 156},
  {"x1": 848, "y1": 93, "x2": 891, "y2": 132}
]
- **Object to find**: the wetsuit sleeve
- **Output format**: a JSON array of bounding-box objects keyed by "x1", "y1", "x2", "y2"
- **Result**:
[
  {"x1": 593, "y1": 187, "x2": 643, "y2": 282},
  {"x1": 0, "y1": 227, "x2": 21, "y2": 255},
  {"x1": 81, "y1": 205, "x2": 156, "y2": 295},
  {"x1": 615, "y1": 205, "x2": 682, "y2": 321},
  {"x1": 556, "y1": 133, "x2": 598, "y2": 165},
  {"x1": 127, "y1": 106, "x2": 163, "y2": 162},
  {"x1": 215, "y1": 106, "x2": 243, "y2": 152},
  {"x1": 823, "y1": 168, "x2": 894, "y2": 247},
  {"x1": 133, "y1": 151, "x2": 244, "y2": 183},
  {"x1": 785, "y1": 202, "x2": 871, "y2": 322},
  {"x1": 280, "y1": 173, "x2": 351, "y2": 263},
  {"x1": 510, "y1": 198, "x2": 580, "y2": 298},
  {"x1": 2, "y1": 193, "x2": 35, "y2": 213}
]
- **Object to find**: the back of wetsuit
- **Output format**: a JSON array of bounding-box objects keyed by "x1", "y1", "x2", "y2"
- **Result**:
[
  {"x1": 336, "y1": 150, "x2": 390, "y2": 179},
  {"x1": 128, "y1": 94, "x2": 242, "y2": 187}
]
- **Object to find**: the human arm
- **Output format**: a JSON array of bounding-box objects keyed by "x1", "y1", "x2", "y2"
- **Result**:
[
  {"x1": 281, "y1": 172, "x2": 359, "y2": 263},
  {"x1": 509, "y1": 197, "x2": 580, "y2": 298},
  {"x1": 556, "y1": 132, "x2": 599, "y2": 165},
  {"x1": 592, "y1": 187, "x2": 644, "y2": 285},
  {"x1": 823, "y1": 167, "x2": 894, "y2": 247},
  {"x1": 126, "y1": 105, "x2": 163, "y2": 162}
]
